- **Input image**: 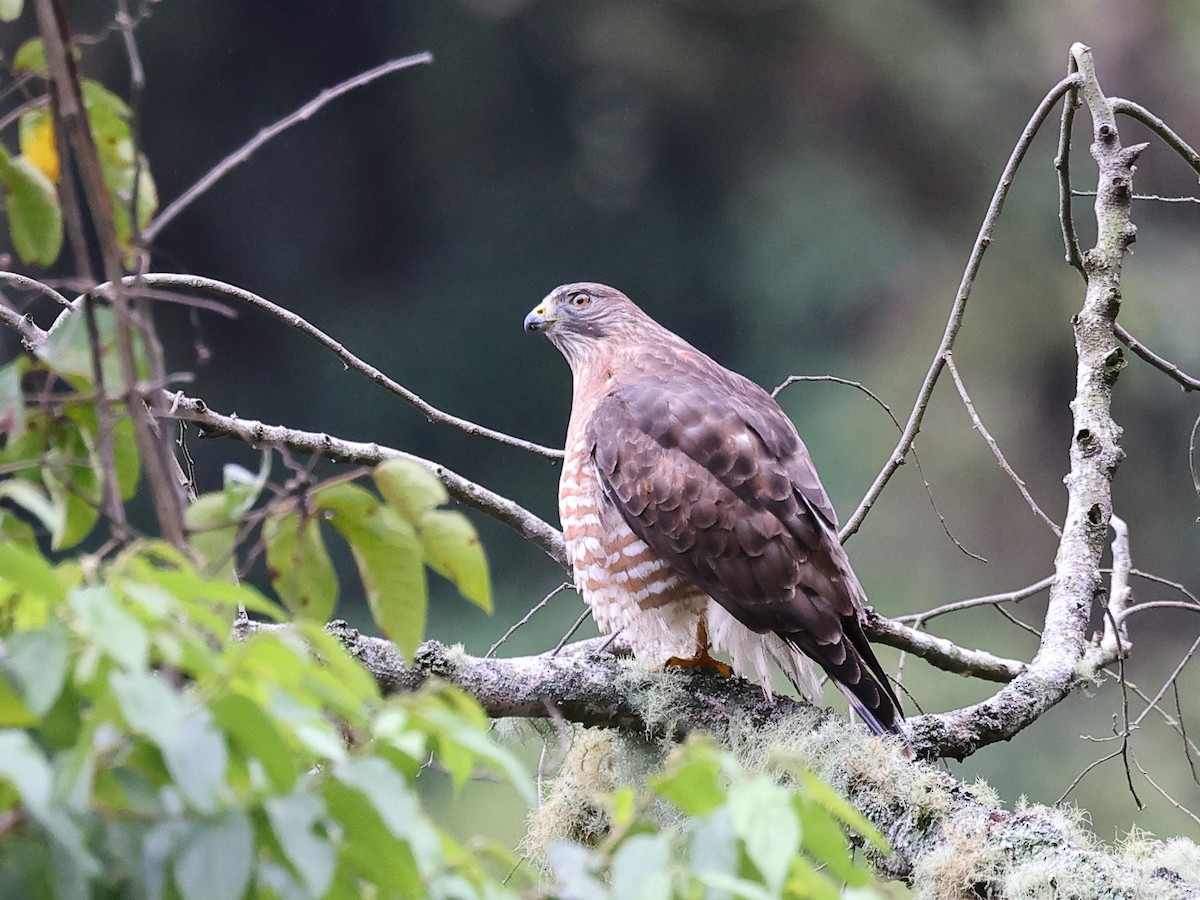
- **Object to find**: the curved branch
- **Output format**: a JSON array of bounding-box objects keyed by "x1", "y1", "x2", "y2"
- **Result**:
[
  {"x1": 236, "y1": 621, "x2": 1199, "y2": 896},
  {"x1": 841, "y1": 72, "x2": 1083, "y2": 539},
  {"x1": 1113, "y1": 323, "x2": 1200, "y2": 392},
  {"x1": 913, "y1": 44, "x2": 1142, "y2": 761},
  {"x1": 1111, "y1": 97, "x2": 1200, "y2": 178},
  {"x1": 165, "y1": 391, "x2": 568, "y2": 567},
  {"x1": 143, "y1": 54, "x2": 434, "y2": 241},
  {"x1": 83, "y1": 274, "x2": 563, "y2": 458}
]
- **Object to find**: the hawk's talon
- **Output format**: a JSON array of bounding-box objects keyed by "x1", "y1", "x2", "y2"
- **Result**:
[{"x1": 663, "y1": 649, "x2": 734, "y2": 679}]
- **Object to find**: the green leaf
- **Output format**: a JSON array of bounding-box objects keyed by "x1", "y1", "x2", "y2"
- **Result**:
[
  {"x1": 173, "y1": 810, "x2": 253, "y2": 900},
  {"x1": 265, "y1": 793, "x2": 336, "y2": 897},
  {"x1": 0, "y1": 730, "x2": 51, "y2": 813},
  {"x1": 222, "y1": 455, "x2": 270, "y2": 519},
  {"x1": 0, "y1": 479, "x2": 63, "y2": 542},
  {"x1": 81, "y1": 80, "x2": 158, "y2": 252},
  {"x1": 263, "y1": 511, "x2": 337, "y2": 621},
  {"x1": 728, "y1": 776, "x2": 800, "y2": 895},
  {"x1": 112, "y1": 414, "x2": 139, "y2": 500},
  {"x1": 0, "y1": 361, "x2": 25, "y2": 442},
  {"x1": 110, "y1": 670, "x2": 228, "y2": 813},
  {"x1": 4, "y1": 623, "x2": 70, "y2": 715},
  {"x1": 12, "y1": 38, "x2": 45, "y2": 71},
  {"x1": 374, "y1": 458, "x2": 448, "y2": 522},
  {"x1": 796, "y1": 799, "x2": 870, "y2": 887},
  {"x1": 211, "y1": 692, "x2": 297, "y2": 793},
  {"x1": 610, "y1": 833, "x2": 672, "y2": 900},
  {"x1": 0, "y1": 540, "x2": 67, "y2": 605},
  {"x1": 316, "y1": 483, "x2": 426, "y2": 658},
  {"x1": 798, "y1": 770, "x2": 889, "y2": 854},
  {"x1": 419, "y1": 509, "x2": 492, "y2": 612},
  {"x1": 0, "y1": 145, "x2": 63, "y2": 266},
  {"x1": 19, "y1": 106, "x2": 57, "y2": 183},
  {"x1": 70, "y1": 587, "x2": 148, "y2": 672},
  {"x1": 322, "y1": 777, "x2": 423, "y2": 894},
  {"x1": 185, "y1": 494, "x2": 238, "y2": 581},
  {"x1": 650, "y1": 738, "x2": 726, "y2": 817}
]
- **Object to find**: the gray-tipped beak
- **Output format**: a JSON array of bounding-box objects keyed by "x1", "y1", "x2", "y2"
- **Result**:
[{"x1": 524, "y1": 306, "x2": 555, "y2": 334}]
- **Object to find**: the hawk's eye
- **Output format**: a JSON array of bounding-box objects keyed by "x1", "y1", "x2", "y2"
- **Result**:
[{"x1": 569, "y1": 292, "x2": 591, "y2": 308}]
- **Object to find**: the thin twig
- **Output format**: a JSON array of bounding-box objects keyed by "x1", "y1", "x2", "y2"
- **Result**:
[
  {"x1": 1056, "y1": 749, "x2": 1123, "y2": 804},
  {"x1": 81, "y1": 274, "x2": 563, "y2": 458},
  {"x1": 842, "y1": 73, "x2": 1083, "y2": 540},
  {"x1": 773, "y1": 374, "x2": 983, "y2": 557},
  {"x1": 486, "y1": 582, "x2": 573, "y2": 658},
  {"x1": 164, "y1": 390, "x2": 569, "y2": 567},
  {"x1": 549, "y1": 608, "x2": 593, "y2": 656},
  {"x1": 143, "y1": 54, "x2": 433, "y2": 241},
  {"x1": 1072, "y1": 190, "x2": 1200, "y2": 204},
  {"x1": 1131, "y1": 633, "x2": 1200, "y2": 731},
  {"x1": 945, "y1": 352, "x2": 1062, "y2": 536},
  {"x1": 1134, "y1": 753, "x2": 1200, "y2": 829},
  {"x1": 895, "y1": 575, "x2": 1054, "y2": 625},
  {"x1": 1056, "y1": 52, "x2": 1086, "y2": 279},
  {"x1": 1113, "y1": 323, "x2": 1200, "y2": 392},
  {"x1": 1110, "y1": 97, "x2": 1200, "y2": 178}
]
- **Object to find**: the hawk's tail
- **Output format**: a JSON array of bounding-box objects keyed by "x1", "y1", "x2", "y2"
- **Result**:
[{"x1": 783, "y1": 628, "x2": 911, "y2": 750}]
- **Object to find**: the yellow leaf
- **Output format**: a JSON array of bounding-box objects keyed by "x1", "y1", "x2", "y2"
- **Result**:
[{"x1": 19, "y1": 110, "x2": 59, "y2": 184}]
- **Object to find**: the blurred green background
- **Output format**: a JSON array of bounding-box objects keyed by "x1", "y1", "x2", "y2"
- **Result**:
[{"x1": 4, "y1": 0, "x2": 1199, "y2": 854}]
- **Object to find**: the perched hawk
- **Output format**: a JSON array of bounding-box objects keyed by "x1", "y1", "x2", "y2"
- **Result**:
[{"x1": 524, "y1": 283, "x2": 903, "y2": 737}]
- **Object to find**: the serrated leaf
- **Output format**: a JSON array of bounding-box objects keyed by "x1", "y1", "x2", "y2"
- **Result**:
[
  {"x1": 374, "y1": 458, "x2": 448, "y2": 522},
  {"x1": 173, "y1": 810, "x2": 253, "y2": 900},
  {"x1": 263, "y1": 511, "x2": 336, "y2": 621},
  {"x1": 19, "y1": 107, "x2": 58, "y2": 183},
  {"x1": 12, "y1": 38, "x2": 45, "y2": 70},
  {"x1": 796, "y1": 798, "x2": 870, "y2": 886},
  {"x1": 0, "y1": 146, "x2": 63, "y2": 266},
  {"x1": 729, "y1": 776, "x2": 800, "y2": 895},
  {"x1": 316, "y1": 483, "x2": 425, "y2": 658},
  {"x1": 419, "y1": 509, "x2": 491, "y2": 612},
  {"x1": 321, "y1": 777, "x2": 422, "y2": 891},
  {"x1": 82, "y1": 80, "x2": 158, "y2": 250}
]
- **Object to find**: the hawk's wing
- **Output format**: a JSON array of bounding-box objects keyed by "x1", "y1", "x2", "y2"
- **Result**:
[{"x1": 586, "y1": 366, "x2": 901, "y2": 733}]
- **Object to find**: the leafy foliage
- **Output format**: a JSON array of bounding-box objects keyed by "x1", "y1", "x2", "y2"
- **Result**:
[{"x1": 544, "y1": 735, "x2": 897, "y2": 899}]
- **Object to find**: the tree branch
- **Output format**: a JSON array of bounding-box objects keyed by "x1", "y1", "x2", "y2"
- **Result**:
[
  {"x1": 911, "y1": 43, "x2": 1142, "y2": 761},
  {"x1": 841, "y1": 73, "x2": 1082, "y2": 540},
  {"x1": 233, "y1": 619, "x2": 1199, "y2": 897}
]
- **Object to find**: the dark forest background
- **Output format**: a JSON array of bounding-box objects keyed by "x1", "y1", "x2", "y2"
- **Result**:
[{"x1": 3, "y1": 0, "x2": 1199, "y2": 850}]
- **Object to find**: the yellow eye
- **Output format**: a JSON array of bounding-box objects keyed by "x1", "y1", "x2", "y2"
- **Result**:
[{"x1": 570, "y1": 292, "x2": 591, "y2": 308}]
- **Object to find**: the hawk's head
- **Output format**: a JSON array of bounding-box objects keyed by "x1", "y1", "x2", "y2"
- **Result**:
[{"x1": 524, "y1": 283, "x2": 646, "y2": 367}]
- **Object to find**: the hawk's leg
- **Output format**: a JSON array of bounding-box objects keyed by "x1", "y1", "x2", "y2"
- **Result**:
[{"x1": 664, "y1": 619, "x2": 734, "y2": 678}]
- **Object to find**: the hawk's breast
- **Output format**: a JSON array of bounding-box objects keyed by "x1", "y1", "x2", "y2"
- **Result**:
[{"x1": 560, "y1": 437, "x2": 708, "y2": 659}]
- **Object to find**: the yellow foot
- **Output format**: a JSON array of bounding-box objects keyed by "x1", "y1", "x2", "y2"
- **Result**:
[{"x1": 663, "y1": 649, "x2": 734, "y2": 678}]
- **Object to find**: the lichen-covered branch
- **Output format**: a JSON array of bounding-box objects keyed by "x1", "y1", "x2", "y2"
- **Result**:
[
  {"x1": 236, "y1": 620, "x2": 1198, "y2": 898},
  {"x1": 911, "y1": 43, "x2": 1143, "y2": 761}
]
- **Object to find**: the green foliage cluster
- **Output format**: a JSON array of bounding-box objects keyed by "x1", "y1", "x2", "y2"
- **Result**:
[
  {"x1": 543, "y1": 735, "x2": 895, "y2": 900},
  {"x1": 0, "y1": 39, "x2": 156, "y2": 267}
]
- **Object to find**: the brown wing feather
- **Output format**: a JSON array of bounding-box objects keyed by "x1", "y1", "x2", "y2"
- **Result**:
[{"x1": 587, "y1": 354, "x2": 902, "y2": 734}]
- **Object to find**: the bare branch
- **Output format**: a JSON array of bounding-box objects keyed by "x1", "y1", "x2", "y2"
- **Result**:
[
  {"x1": 1113, "y1": 323, "x2": 1200, "y2": 392},
  {"x1": 84, "y1": 274, "x2": 563, "y2": 458},
  {"x1": 861, "y1": 609, "x2": 1025, "y2": 682},
  {"x1": 164, "y1": 391, "x2": 569, "y2": 567},
  {"x1": 1111, "y1": 97, "x2": 1200, "y2": 178},
  {"x1": 945, "y1": 352, "x2": 1062, "y2": 536},
  {"x1": 1056, "y1": 52, "x2": 1086, "y2": 278},
  {"x1": 486, "y1": 582, "x2": 574, "y2": 658},
  {"x1": 896, "y1": 575, "x2": 1054, "y2": 625},
  {"x1": 842, "y1": 72, "x2": 1083, "y2": 539},
  {"x1": 912, "y1": 45, "x2": 1142, "y2": 760},
  {"x1": 144, "y1": 54, "x2": 434, "y2": 241}
]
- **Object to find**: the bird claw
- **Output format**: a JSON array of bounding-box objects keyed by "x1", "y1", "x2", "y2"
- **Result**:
[{"x1": 663, "y1": 650, "x2": 734, "y2": 678}]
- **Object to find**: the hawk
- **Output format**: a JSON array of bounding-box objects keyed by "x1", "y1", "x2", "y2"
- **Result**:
[{"x1": 524, "y1": 283, "x2": 904, "y2": 737}]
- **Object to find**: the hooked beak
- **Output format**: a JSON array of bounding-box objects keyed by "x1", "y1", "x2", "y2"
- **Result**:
[{"x1": 524, "y1": 304, "x2": 556, "y2": 334}]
